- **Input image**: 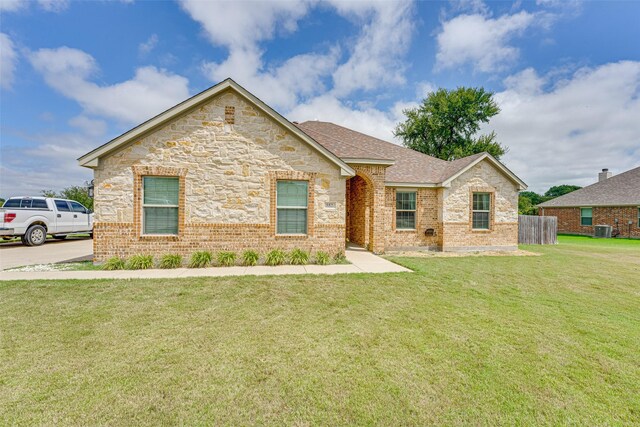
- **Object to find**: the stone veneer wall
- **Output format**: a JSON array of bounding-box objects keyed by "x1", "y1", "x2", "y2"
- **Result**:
[
  {"x1": 383, "y1": 187, "x2": 442, "y2": 250},
  {"x1": 92, "y1": 89, "x2": 346, "y2": 261},
  {"x1": 540, "y1": 206, "x2": 640, "y2": 238},
  {"x1": 441, "y1": 160, "x2": 519, "y2": 250}
]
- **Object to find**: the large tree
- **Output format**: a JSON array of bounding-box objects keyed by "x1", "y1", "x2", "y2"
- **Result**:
[{"x1": 394, "y1": 87, "x2": 507, "y2": 161}]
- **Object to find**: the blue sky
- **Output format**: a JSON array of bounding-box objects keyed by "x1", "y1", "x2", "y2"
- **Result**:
[{"x1": 1, "y1": 0, "x2": 639, "y2": 196}]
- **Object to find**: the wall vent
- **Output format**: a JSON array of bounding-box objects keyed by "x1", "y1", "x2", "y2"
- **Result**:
[{"x1": 224, "y1": 106, "x2": 235, "y2": 124}]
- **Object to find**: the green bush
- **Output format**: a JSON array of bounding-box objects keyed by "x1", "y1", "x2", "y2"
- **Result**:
[
  {"x1": 217, "y1": 251, "x2": 236, "y2": 267},
  {"x1": 315, "y1": 251, "x2": 330, "y2": 265},
  {"x1": 289, "y1": 248, "x2": 309, "y2": 265},
  {"x1": 265, "y1": 249, "x2": 286, "y2": 266},
  {"x1": 126, "y1": 254, "x2": 154, "y2": 270},
  {"x1": 159, "y1": 254, "x2": 182, "y2": 269},
  {"x1": 242, "y1": 250, "x2": 260, "y2": 266},
  {"x1": 334, "y1": 251, "x2": 349, "y2": 264},
  {"x1": 189, "y1": 251, "x2": 213, "y2": 268},
  {"x1": 102, "y1": 257, "x2": 125, "y2": 271}
]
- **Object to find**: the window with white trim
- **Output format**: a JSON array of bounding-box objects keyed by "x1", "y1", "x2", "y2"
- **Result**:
[
  {"x1": 276, "y1": 180, "x2": 308, "y2": 234},
  {"x1": 143, "y1": 176, "x2": 179, "y2": 235},
  {"x1": 396, "y1": 191, "x2": 416, "y2": 229},
  {"x1": 472, "y1": 193, "x2": 491, "y2": 229},
  {"x1": 580, "y1": 207, "x2": 592, "y2": 226}
]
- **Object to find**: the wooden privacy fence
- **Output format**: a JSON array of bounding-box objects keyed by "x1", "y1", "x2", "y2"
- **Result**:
[{"x1": 518, "y1": 215, "x2": 558, "y2": 245}]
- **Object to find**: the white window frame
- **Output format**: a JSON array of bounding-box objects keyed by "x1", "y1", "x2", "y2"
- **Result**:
[
  {"x1": 395, "y1": 190, "x2": 417, "y2": 230},
  {"x1": 472, "y1": 192, "x2": 491, "y2": 230},
  {"x1": 276, "y1": 180, "x2": 309, "y2": 235},
  {"x1": 142, "y1": 176, "x2": 179, "y2": 236},
  {"x1": 580, "y1": 207, "x2": 592, "y2": 226}
]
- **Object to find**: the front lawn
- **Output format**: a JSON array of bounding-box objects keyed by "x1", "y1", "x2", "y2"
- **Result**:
[{"x1": 1, "y1": 236, "x2": 638, "y2": 425}]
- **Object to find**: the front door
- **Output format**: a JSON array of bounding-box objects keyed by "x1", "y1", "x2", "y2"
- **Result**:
[{"x1": 69, "y1": 201, "x2": 91, "y2": 232}]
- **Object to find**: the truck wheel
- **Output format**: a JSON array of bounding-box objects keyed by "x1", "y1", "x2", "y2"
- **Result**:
[{"x1": 25, "y1": 225, "x2": 47, "y2": 246}]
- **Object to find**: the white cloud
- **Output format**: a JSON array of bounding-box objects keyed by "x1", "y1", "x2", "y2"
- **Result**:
[
  {"x1": 0, "y1": 0, "x2": 25, "y2": 11},
  {"x1": 435, "y1": 11, "x2": 535, "y2": 73},
  {"x1": 0, "y1": 0, "x2": 69, "y2": 12},
  {"x1": 138, "y1": 34, "x2": 158, "y2": 56},
  {"x1": 489, "y1": 61, "x2": 640, "y2": 192},
  {"x1": 181, "y1": 0, "x2": 417, "y2": 110},
  {"x1": 0, "y1": 33, "x2": 18, "y2": 90},
  {"x1": 330, "y1": 1, "x2": 415, "y2": 96},
  {"x1": 288, "y1": 94, "x2": 411, "y2": 143},
  {"x1": 69, "y1": 115, "x2": 107, "y2": 137},
  {"x1": 29, "y1": 46, "x2": 190, "y2": 124},
  {"x1": 37, "y1": 0, "x2": 69, "y2": 12}
]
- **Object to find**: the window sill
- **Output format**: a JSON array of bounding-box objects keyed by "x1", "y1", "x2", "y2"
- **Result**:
[
  {"x1": 275, "y1": 233, "x2": 309, "y2": 238},
  {"x1": 395, "y1": 228, "x2": 417, "y2": 232},
  {"x1": 139, "y1": 234, "x2": 180, "y2": 240},
  {"x1": 471, "y1": 228, "x2": 492, "y2": 233}
]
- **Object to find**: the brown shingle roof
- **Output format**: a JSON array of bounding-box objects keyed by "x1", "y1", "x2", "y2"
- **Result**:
[
  {"x1": 538, "y1": 166, "x2": 640, "y2": 207},
  {"x1": 296, "y1": 121, "x2": 489, "y2": 184}
]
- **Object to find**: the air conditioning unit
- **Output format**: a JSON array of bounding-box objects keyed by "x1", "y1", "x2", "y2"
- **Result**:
[{"x1": 594, "y1": 225, "x2": 612, "y2": 238}]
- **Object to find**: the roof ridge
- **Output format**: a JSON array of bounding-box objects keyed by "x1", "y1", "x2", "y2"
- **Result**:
[
  {"x1": 296, "y1": 123, "x2": 392, "y2": 160},
  {"x1": 299, "y1": 121, "x2": 448, "y2": 165}
]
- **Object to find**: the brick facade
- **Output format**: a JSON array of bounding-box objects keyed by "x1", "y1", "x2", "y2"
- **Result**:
[
  {"x1": 540, "y1": 206, "x2": 640, "y2": 238},
  {"x1": 91, "y1": 88, "x2": 522, "y2": 260}
]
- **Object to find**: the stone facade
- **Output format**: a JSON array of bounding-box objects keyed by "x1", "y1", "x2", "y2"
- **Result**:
[
  {"x1": 93, "y1": 89, "x2": 347, "y2": 261},
  {"x1": 540, "y1": 206, "x2": 640, "y2": 238},
  {"x1": 441, "y1": 161, "x2": 519, "y2": 250},
  {"x1": 90, "y1": 87, "x2": 523, "y2": 260}
]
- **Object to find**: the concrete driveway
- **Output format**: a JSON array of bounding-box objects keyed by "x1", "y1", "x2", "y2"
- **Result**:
[{"x1": 0, "y1": 237, "x2": 93, "y2": 270}]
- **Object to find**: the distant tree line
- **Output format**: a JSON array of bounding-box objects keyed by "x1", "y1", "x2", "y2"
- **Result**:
[{"x1": 519, "y1": 185, "x2": 581, "y2": 215}]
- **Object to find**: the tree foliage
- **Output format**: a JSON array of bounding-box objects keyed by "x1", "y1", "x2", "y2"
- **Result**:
[
  {"x1": 42, "y1": 185, "x2": 93, "y2": 210},
  {"x1": 394, "y1": 87, "x2": 507, "y2": 161},
  {"x1": 544, "y1": 185, "x2": 582, "y2": 198},
  {"x1": 519, "y1": 185, "x2": 582, "y2": 215}
]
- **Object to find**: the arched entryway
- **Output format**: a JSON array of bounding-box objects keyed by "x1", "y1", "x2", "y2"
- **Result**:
[{"x1": 346, "y1": 173, "x2": 374, "y2": 249}]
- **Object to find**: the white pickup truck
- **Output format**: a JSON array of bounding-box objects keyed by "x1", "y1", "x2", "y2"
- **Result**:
[{"x1": 0, "y1": 197, "x2": 93, "y2": 246}]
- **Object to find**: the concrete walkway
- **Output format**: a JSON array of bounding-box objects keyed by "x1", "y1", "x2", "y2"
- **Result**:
[{"x1": 0, "y1": 246, "x2": 410, "y2": 281}]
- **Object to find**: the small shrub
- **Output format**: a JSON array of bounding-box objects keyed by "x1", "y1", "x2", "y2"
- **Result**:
[
  {"x1": 102, "y1": 257, "x2": 125, "y2": 271},
  {"x1": 315, "y1": 251, "x2": 330, "y2": 265},
  {"x1": 126, "y1": 254, "x2": 154, "y2": 270},
  {"x1": 217, "y1": 251, "x2": 236, "y2": 267},
  {"x1": 265, "y1": 249, "x2": 286, "y2": 266},
  {"x1": 189, "y1": 251, "x2": 212, "y2": 268},
  {"x1": 242, "y1": 250, "x2": 259, "y2": 266},
  {"x1": 334, "y1": 251, "x2": 349, "y2": 264},
  {"x1": 159, "y1": 254, "x2": 182, "y2": 269},
  {"x1": 289, "y1": 248, "x2": 309, "y2": 265}
]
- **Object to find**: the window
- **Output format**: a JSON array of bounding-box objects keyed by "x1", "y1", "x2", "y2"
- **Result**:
[
  {"x1": 276, "y1": 180, "x2": 308, "y2": 234},
  {"x1": 143, "y1": 176, "x2": 179, "y2": 235},
  {"x1": 396, "y1": 191, "x2": 416, "y2": 229},
  {"x1": 70, "y1": 201, "x2": 87, "y2": 213},
  {"x1": 55, "y1": 200, "x2": 71, "y2": 212},
  {"x1": 20, "y1": 199, "x2": 32, "y2": 208},
  {"x1": 32, "y1": 199, "x2": 48, "y2": 209},
  {"x1": 472, "y1": 193, "x2": 491, "y2": 229},
  {"x1": 580, "y1": 207, "x2": 592, "y2": 226},
  {"x1": 2, "y1": 199, "x2": 20, "y2": 208}
]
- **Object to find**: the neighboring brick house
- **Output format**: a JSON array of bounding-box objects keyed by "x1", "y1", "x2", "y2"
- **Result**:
[
  {"x1": 538, "y1": 167, "x2": 640, "y2": 238},
  {"x1": 78, "y1": 78, "x2": 527, "y2": 262}
]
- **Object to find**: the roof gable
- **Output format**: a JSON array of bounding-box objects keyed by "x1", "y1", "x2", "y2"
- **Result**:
[
  {"x1": 296, "y1": 121, "x2": 527, "y2": 189},
  {"x1": 538, "y1": 166, "x2": 640, "y2": 207},
  {"x1": 78, "y1": 79, "x2": 354, "y2": 176}
]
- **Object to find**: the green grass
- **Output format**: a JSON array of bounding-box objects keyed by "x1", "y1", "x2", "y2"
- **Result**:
[{"x1": 0, "y1": 236, "x2": 638, "y2": 425}]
